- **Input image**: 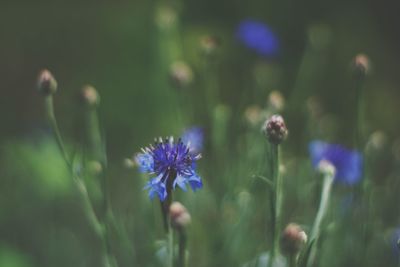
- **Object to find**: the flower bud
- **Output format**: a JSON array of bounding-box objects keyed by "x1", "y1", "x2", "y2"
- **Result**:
[
  {"x1": 267, "y1": 91, "x2": 285, "y2": 113},
  {"x1": 81, "y1": 85, "x2": 100, "y2": 107},
  {"x1": 317, "y1": 159, "x2": 336, "y2": 177},
  {"x1": 280, "y1": 223, "x2": 307, "y2": 255},
  {"x1": 263, "y1": 115, "x2": 288, "y2": 145},
  {"x1": 200, "y1": 35, "x2": 220, "y2": 56},
  {"x1": 169, "y1": 61, "x2": 193, "y2": 89},
  {"x1": 351, "y1": 54, "x2": 370, "y2": 78},
  {"x1": 244, "y1": 105, "x2": 262, "y2": 126},
  {"x1": 37, "y1": 69, "x2": 57, "y2": 95},
  {"x1": 169, "y1": 202, "x2": 191, "y2": 229}
]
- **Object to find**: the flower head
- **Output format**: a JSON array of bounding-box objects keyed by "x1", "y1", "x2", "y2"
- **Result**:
[
  {"x1": 236, "y1": 19, "x2": 279, "y2": 57},
  {"x1": 281, "y1": 223, "x2": 307, "y2": 255},
  {"x1": 181, "y1": 127, "x2": 204, "y2": 154},
  {"x1": 309, "y1": 140, "x2": 363, "y2": 185},
  {"x1": 37, "y1": 69, "x2": 57, "y2": 95},
  {"x1": 263, "y1": 115, "x2": 288, "y2": 145},
  {"x1": 136, "y1": 137, "x2": 202, "y2": 201}
]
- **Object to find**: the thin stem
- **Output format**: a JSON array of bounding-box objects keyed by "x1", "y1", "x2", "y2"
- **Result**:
[
  {"x1": 168, "y1": 227, "x2": 175, "y2": 267},
  {"x1": 45, "y1": 96, "x2": 72, "y2": 168},
  {"x1": 44, "y1": 95, "x2": 114, "y2": 267},
  {"x1": 288, "y1": 254, "x2": 297, "y2": 267},
  {"x1": 268, "y1": 144, "x2": 282, "y2": 267},
  {"x1": 306, "y1": 173, "x2": 334, "y2": 267},
  {"x1": 177, "y1": 229, "x2": 187, "y2": 267}
]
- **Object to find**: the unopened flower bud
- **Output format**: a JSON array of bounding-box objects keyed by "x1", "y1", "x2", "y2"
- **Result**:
[
  {"x1": 87, "y1": 160, "x2": 103, "y2": 175},
  {"x1": 317, "y1": 160, "x2": 336, "y2": 177},
  {"x1": 169, "y1": 61, "x2": 193, "y2": 89},
  {"x1": 169, "y1": 202, "x2": 191, "y2": 229},
  {"x1": 37, "y1": 69, "x2": 57, "y2": 95},
  {"x1": 281, "y1": 223, "x2": 307, "y2": 255},
  {"x1": 351, "y1": 54, "x2": 370, "y2": 78},
  {"x1": 244, "y1": 105, "x2": 262, "y2": 126},
  {"x1": 81, "y1": 85, "x2": 100, "y2": 107},
  {"x1": 200, "y1": 35, "x2": 220, "y2": 56},
  {"x1": 268, "y1": 91, "x2": 285, "y2": 112},
  {"x1": 263, "y1": 115, "x2": 288, "y2": 145}
]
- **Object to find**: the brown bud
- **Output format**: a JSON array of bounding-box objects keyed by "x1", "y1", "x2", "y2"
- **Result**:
[
  {"x1": 351, "y1": 54, "x2": 370, "y2": 78},
  {"x1": 263, "y1": 115, "x2": 288, "y2": 145},
  {"x1": 37, "y1": 69, "x2": 57, "y2": 95},
  {"x1": 169, "y1": 202, "x2": 191, "y2": 229},
  {"x1": 281, "y1": 223, "x2": 307, "y2": 255},
  {"x1": 200, "y1": 35, "x2": 220, "y2": 56},
  {"x1": 81, "y1": 85, "x2": 100, "y2": 107},
  {"x1": 169, "y1": 61, "x2": 193, "y2": 89},
  {"x1": 268, "y1": 91, "x2": 285, "y2": 112}
]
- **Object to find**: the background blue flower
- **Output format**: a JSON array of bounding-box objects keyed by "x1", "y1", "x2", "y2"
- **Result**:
[
  {"x1": 309, "y1": 140, "x2": 363, "y2": 185},
  {"x1": 236, "y1": 19, "x2": 279, "y2": 57},
  {"x1": 181, "y1": 126, "x2": 204, "y2": 154}
]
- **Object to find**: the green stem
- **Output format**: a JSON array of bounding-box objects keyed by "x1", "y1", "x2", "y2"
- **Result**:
[
  {"x1": 177, "y1": 229, "x2": 187, "y2": 267},
  {"x1": 288, "y1": 254, "x2": 297, "y2": 267},
  {"x1": 45, "y1": 96, "x2": 71, "y2": 168},
  {"x1": 44, "y1": 95, "x2": 114, "y2": 267},
  {"x1": 268, "y1": 144, "x2": 282, "y2": 267},
  {"x1": 306, "y1": 172, "x2": 334, "y2": 267}
]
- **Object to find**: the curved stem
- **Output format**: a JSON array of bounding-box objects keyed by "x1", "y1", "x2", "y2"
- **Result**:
[{"x1": 306, "y1": 173, "x2": 334, "y2": 267}]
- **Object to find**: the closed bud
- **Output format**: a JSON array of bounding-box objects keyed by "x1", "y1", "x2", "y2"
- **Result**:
[
  {"x1": 268, "y1": 91, "x2": 285, "y2": 112},
  {"x1": 263, "y1": 115, "x2": 288, "y2": 145},
  {"x1": 317, "y1": 160, "x2": 336, "y2": 177},
  {"x1": 81, "y1": 85, "x2": 100, "y2": 107},
  {"x1": 169, "y1": 61, "x2": 193, "y2": 89},
  {"x1": 281, "y1": 223, "x2": 307, "y2": 255},
  {"x1": 200, "y1": 35, "x2": 220, "y2": 56},
  {"x1": 351, "y1": 54, "x2": 370, "y2": 78},
  {"x1": 169, "y1": 202, "x2": 191, "y2": 229},
  {"x1": 37, "y1": 69, "x2": 57, "y2": 95}
]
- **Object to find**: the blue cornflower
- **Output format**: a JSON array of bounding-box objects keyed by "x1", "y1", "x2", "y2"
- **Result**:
[
  {"x1": 181, "y1": 127, "x2": 204, "y2": 154},
  {"x1": 136, "y1": 137, "x2": 202, "y2": 201},
  {"x1": 309, "y1": 140, "x2": 363, "y2": 185},
  {"x1": 236, "y1": 19, "x2": 279, "y2": 57}
]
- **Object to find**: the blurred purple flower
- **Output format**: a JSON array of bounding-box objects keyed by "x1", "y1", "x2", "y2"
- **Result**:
[
  {"x1": 236, "y1": 19, "x2": 279, "y2": 57},
  {"x1": 309, "y1": 140, "x2": 363, "y2": 185},
  {"x1": 391, "y1": 229, "x2": 400, "y2": 260},
  {"x1": 181, "y1": 127, "x2": 204, "y2": 154}
]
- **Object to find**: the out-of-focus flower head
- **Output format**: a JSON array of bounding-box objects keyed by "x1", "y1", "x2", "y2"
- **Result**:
[
  {"x1": 37, "y1": 69, "x2": 57, "y2": 95},
  {"x1": 309, "y1": 140, "x2": 363, "y2": 185},
  {"x1": 169, "y1": 61, "x2": 194, "y2": 89},
  {"x1": 181, "y1": 127, "x2": 204, "y2": 154},
  {"x1": 200, "y1": 35, "x2": 220, "y2": 56},
  {"x1": 280, "y1": 223, "x2": 307, "y2": 255},
  {"x1": 135, "y1": 137, "x2": 202, "y2": 201},
  {"x1": 169, "y1": 201, "x2": 191, "y2": 229},
  {"x1": 262, "y1": 115, "x2": 288, "y2": 145},
  {"x1": 267, "y1": 90, "x2": 285, "y2": 113},
  {"x1": 236, "y1": 19, "x2": 279, "y2": 57}
]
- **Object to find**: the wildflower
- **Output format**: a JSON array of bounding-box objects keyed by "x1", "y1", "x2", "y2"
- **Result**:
[
  {"x1": 309, "y1": 140, "x2": 363, "y2": 185},
  {"x1": 280, "y1": 223, "x2": 307, "y2": 256},
  {"x1": 236, "y1": 19, "x2": 279, "y2": 57},
  {"x1": 136, "y1": 137, "x2": 202, "y2": 201},
  {"x1": 181, "y1": 127, "x2": 204, "y2": 154},
  {"x1": 267, "y1": 90, "x2": 285, "y2": 113},
  {"x1": 262, "y1": 115, "x2": 288, "y2": 145},
  {"x1": 37, "y1": 69, "x2": 57, "y2": 95}
]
